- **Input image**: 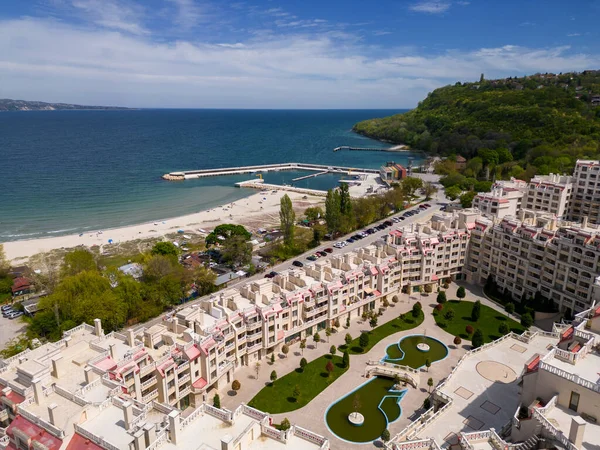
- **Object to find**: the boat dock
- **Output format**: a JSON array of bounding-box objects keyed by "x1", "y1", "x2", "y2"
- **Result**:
[
  {"x1": 333, "y1": 145, "x2": 408, "y2": 152},
  {"x1": 291, "y1": 171, "x2": 328, "y2": 182},
  {"x1": 162, "y1": 162, "x2": 378, "y2": 181}
]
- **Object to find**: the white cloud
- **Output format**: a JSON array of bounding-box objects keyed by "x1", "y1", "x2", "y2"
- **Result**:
[
  {"x1": 409, "y1": 1, "x2": 452, "y2": 14},
  {"x1": 168, "y1": 0, "x2": 206, "y2": 29},
  {"x1": 567, "y1": 33, "x2": 581, "y2": 37},
  {"x1": 0, "y1": 18, "x2": 596, "y2": 108},
  {"x1": 70, "y1": 0, "x2": 148, "y2": 34}
]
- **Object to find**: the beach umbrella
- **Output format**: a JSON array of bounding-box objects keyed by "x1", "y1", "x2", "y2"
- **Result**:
[{"x1": 108, "y1": 239, "x2": 113, "y2": 244}]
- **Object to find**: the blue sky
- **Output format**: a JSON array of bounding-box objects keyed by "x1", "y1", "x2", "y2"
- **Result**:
[{"x1": 0, "y1": 0, "x2": 599, "y2": 108}]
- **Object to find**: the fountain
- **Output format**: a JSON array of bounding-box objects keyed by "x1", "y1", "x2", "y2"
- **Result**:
[
  {"x1": 348, "y1": 412, "x2": 365, "y2": 426},
  {"x1": 416, "y1": 329, "x2": 431, "y2": 352}
]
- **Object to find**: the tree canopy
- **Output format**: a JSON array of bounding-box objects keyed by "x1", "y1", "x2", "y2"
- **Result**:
[{"x1": 205, "y1": 224, "x2": 251, "y2": 246}]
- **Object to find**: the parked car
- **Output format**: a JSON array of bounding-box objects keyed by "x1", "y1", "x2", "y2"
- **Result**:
[
  {"x1": 8, "y1": 312, "x2": 22, "y2": 319},
  {"x1": 317, "y1": 251, "x2": 327, "y2": 257},
  {"x1": 324, "y1": 248, "x2": 333, "y2": 253},
  {"x1": 1, "y1": 305, "x2": 13, "y2": 312},
  {"x1": 2, "y1": 308, "x2": 14, "y2": 317},
  {"x1": 292, "y1": 260, "x2": 304, "y2": 267},
  {"x1": 347, "y1": 238, "x2": 355, "y2": 243},
  {"x1": 307, "y1": 255, "x2": 318, "y2": 261}
]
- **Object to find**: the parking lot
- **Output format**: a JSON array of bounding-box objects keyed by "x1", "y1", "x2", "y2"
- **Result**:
[{"x1": 0, "y1": 310, "x2": 27, "y2": 349}]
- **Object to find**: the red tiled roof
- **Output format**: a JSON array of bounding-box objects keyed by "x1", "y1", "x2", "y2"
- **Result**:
[
  {"x1": 184, "y1": 345, "x2": 201, "y2": 361},
  {"x1": 192, "y1": 377, "x2": 208, "y2": 389},
  {"x1": 5, "y1": 390, "x2": 25, "y2": 404},
  {"x1": 65, "y1": 433, "x2": 104, "y2": 450},
  {"x1": 7, "y1": 416, "x2": 62, "y2": 450},
  {"x1": 11, "y1": 277, "x2": 31, "y2": 293}
]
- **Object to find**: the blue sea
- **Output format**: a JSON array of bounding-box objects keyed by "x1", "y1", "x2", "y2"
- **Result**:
[{"x1": 0, "y1": 109, "x2": 416, "y2": 241}]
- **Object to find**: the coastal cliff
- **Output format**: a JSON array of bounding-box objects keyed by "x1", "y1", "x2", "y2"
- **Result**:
[
  {"x1": 0, "y1": 98, "x2": 132, "y2": 111},
  {"x1": 353, "y1": 70, "x2": 600, "y2": 175}
]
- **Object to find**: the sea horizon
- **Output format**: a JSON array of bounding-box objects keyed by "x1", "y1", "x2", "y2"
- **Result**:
[{"x1": 0, "y1": 109, "x2": 418, "y2": 242}]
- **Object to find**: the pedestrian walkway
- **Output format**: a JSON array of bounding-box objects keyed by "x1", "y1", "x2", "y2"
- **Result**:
[{"x1": 218, "y1": 289, "x2": 469, "y2": 450}]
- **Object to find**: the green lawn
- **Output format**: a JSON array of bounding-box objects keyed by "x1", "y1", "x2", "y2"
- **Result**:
[
  {"x1": 338, "y1": 310, "x2": 425, "y2": 355},
  {"x1": 433, "y1": 300, "x2": 524, "y2": 343},
  {"x1": 247, "y1": 354, "x2": 348, "y2": 414}
]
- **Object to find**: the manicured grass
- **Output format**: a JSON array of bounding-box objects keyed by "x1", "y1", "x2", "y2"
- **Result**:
[
  {"x1": 247, "y1": 354, "x2": 348, "y2": 414},
  {"x1": 339, "y1": 310, "x2": 425, "y2": 355},
  {"x1": 433, "y1": 300, "x2": 524, "y2": 343}
]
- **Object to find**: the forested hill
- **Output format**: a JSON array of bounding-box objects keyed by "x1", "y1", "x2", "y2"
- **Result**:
[
  {"x1": 0, "y1": 98, "x2": 132, "y2": 111},
  {"x1": 354, "y1": 70, "x2": 600, "y2": 177}
]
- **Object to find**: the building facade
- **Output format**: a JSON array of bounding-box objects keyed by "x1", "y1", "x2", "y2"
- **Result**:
[{"x1": 569, "y1": 160, "x2": 600, "y2": 224}]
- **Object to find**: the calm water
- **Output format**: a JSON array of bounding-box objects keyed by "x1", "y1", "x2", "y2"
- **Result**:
[{"x1": 0, "y1": 109, "x2": 416, "y2": 241}]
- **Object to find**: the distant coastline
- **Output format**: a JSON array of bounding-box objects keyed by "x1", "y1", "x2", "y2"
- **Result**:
[{"x1": 0, "y1": 98, "x2": 132, "y2": 112}]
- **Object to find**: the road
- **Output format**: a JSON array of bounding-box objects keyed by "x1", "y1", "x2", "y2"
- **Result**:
[{"x1": 134, "y1": 187, "x2": 448, "y2": 331}]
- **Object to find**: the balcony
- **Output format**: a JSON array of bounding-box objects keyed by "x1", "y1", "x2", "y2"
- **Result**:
[
  {"x1": 178, "y1": 373, "x2": 191, "y2": 385},
  {"x1": 140, "y1": 376, "x2": 157, "y2": 390},
  {"x1": 141, "y1": 389, "x2": 159, "y2": 403},
  {"x1": 140, "y1": 364, "x2": 155, "y2": 377},
  {"x1": 179, "y1": 386, "x2": 192, "y2": 398}
]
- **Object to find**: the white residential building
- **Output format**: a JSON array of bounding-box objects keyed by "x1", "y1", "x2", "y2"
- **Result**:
[
  {"x1": 524, "y1": 173, "x2": 573, "y2": 218},
  {"x1": 569, "y1": 160, "x2": 600, "y2": 224}
]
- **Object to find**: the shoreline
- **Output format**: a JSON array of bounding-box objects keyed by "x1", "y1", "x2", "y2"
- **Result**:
[{"x1": 3, "y1": 191, "x2": 324, "y2": 263}]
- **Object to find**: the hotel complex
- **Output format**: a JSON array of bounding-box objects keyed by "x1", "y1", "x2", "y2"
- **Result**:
[{"x1": 2, "y1": 160, "x2": 600, "y2": 449}]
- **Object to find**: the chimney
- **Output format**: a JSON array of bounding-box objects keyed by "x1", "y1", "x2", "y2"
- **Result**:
[
  {"x1": 109, "y1": 343, "x2": 117, "y2": 360},
  {"x1": 168, "y1": 410, "x2": 180, "y2": 444},
  {"x1": 582, "y1": 216, "x2": 588, "y2": 229},
  {"x1": 32, "y1": 379, "x2": 44, "y2": 405},
  {"x1": 122, "y1": 401, "x2": 134, "y2": 430},
  {"x1": 94, "y1": 318, "x2": 103, "y2": 337},
  {"x1": 127, "y1": 330, "x2": 136, "y2": 347},
  {"x1": 143, "y1": 422, "x2": 156, "y2": 447},
  {"x1": 221, "y1": 434, "x2": 233, "y2": 450},
  {"x1": 48, "y1": 403, "x2": 60, "y2": 426},
  {"x1": 51, "y1": 356, "x2": 65, "y2": 379},
  {"x1": 133, "y1": 428, "x2": 145, "y2": 450},
  {"x1": 84, "y1": 366, "x2": 98, "y2": 385},
  {"x1": 569, "y1": 416, "x2": 586, "y2": 449},
  {"x1": 144, "y1": 331, "x2": 153, "y2": 349}
]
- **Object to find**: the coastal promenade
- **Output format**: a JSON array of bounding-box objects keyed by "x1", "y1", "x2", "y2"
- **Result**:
[{"x1": 162, "y1": 162, "x2": 379, "y2": 181}]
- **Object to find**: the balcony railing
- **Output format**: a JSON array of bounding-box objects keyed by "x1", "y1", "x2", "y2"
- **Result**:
[
  {"x1": 141, "y1": 389, "x2": 159, "y2": 403},
  {"x1": 141, "y1": 377, "x2": 157, "y2": 390}
]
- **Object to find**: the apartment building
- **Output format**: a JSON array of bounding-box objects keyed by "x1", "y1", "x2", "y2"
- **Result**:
[
  {"x1": 472, "y1": 178, "x2": 527, "y2": 219},
  {"x1": 464, "y1": 210, "x2": 600, "y2": 314},
  {"x1": 0, "y1": 319, "x2": 329, "y2": 450},
  {"x1": 569, "y1": 160, "x2": 600, "y2": 224},
  {"x1": 524, "y1": 173, "x2": 573, "y2": 218}
]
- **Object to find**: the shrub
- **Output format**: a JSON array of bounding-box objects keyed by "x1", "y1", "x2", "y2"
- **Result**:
[
  {"x1": 381, "y1": 429, "x2": 390, "y2": 442},
  {"x1": 213, "y1": 394, "x2": 221, "y2": 409},
  {"x1": 280, "y1": 418, "x2": 291, "y2": 431},
  {"x1": 444, "y1": 308, "x2": 455, "y2": 321},
  {"x1": 465, "y1": 325, "x2": 474, "y2": 335},
  {"x1": 369, "y1": 317, "x2": 378, "y2": 328},
  {"x1": 505, "y1": 302, "x2": 515, "y2": 316},
  {"x1": 270, "y1": 371, "x2": 277, "y2": 383},
  {"x1": 281, "y1": 344, "x2": 289, "y2": 358},
  {"x1": 435, "y1": 304, "x2": 443, "y2": 311},
  {"x1": 325, "y1": 360, "x2": 335, "y2": 376},
  {"x1": 437, "y1": 291, "x2": 447, "y2": 304},
  {"x1": 472, "y1": 329, "x2": 484, "y2": 348},
  {"x1": 453, "y1": 336, "x2": 462, "y2": 346},
  {"x1": 342, "y1": 350, "x2": 349, "y2": 368},
  {"x1": 359, "y1": 332, "x2": 369, "y2": 349},
  {"x1": 330, "y1": 345, "x2": 336, "y2": 356},
  {"x1": 423, "y1": 397, "x2": 431, "y2": 409},
  {"x1": 299, "y1": 358, "x2": 307, "y2": 370},
  {"x1": 471, "y1": 301, "x2": 481, "y2": 322},
  {"x1": 456, "y1": 286, "x2": 466, "y2": 299},
  {"x1": 499, "y1": 323, "x2": 510, "y2": 335},
  {"x1": 521, "y1": 312, "x2": 533, "y2": 329},
  {"x1": 345, "y1": 333, "x2": 352, "y2": 345},
  {"x1": 232, "y1": 380, "x2": 241, "y2": 391},
  {"x1": 392, "y1": 295, "x2": 399, "y2": 303},
  {"x1": 412, "y1": 302, "x2": 422, "y2": 318}
]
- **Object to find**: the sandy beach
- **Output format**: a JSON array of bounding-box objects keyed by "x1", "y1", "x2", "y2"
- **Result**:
[{"x1": 3, "y1": 191, "x2": 324, "y2": 263}]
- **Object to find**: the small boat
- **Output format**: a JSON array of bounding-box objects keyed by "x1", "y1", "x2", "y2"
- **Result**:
[{"x1": 177, "y1": 229, "x2": 184, "y2": 234}]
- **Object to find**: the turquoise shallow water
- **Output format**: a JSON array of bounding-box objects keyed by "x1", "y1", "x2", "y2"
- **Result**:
[{"x1": 0, "y1": 109, "x2": 418, "y2": 241}]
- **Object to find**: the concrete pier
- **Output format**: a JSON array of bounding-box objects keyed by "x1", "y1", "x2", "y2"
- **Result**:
[
  {"x1": 333, "y1": 146, "x2": 408, "y2": 152},
  {"x1": 162, "y1": 162, "x2": 378, "y2": 181},
  {"x1": 291, "y1": 171, "x2": 328, "y2": 182}
]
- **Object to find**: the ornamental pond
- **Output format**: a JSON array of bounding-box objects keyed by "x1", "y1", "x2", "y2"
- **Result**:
[{"x1": 325, "y1": 335, "x2": 448, "y2": 443}]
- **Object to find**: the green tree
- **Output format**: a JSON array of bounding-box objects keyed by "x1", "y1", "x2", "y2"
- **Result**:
[
  {"x1": 345, "y1": 333, "x2": 352, "y2": 345},
  {"x1": 279, "y1": 418, "x2": 291, "y2": 431},
  {"x1": 521, "y1": 312, "x2": 534, "y2": 329},
  {"x1": 505, "y1": 302, "x2": 515, "y2": 318},
  {"x1": 325, "y1": 327, "x2": 332, "y2": 342},
  {"x1": 151, "y1": 242, "x2": 179, "y2": 259},
  {"x1": 471, "y1": 300, "x2": 481, "y2": 322},
  {"x1": 342, "y1": 350, "x2": 349, "y2": 368},
  {"x1": 401, "y1": 177, "x2": 424, "y2": 199},
  {"x1": 0, "y1": 244, "x2": 9, "y2": 273},
  {"x1": 293, "y1": 385, "x2": 300, "y2": 399},
  {"x1": 425, "y1": 359, "x2": 431, "y2": 372},
  {"x1": 313, "y1": 332, "x2": 320, "y2": 348},
  {"x1": 422, "y1": 181, "x2": 437, "y2": 200},
  {"x1": 412, "y1": 302, "x2": 422, "y2": 318},
  {"x1": 369, "y1": 316, "x2": 378, "y2": 328},
  {"x1": 61, "y1": 249, "x2": 97, "y2": 277},
  {"x1": 359, "y1": 332, "x2": 369, "y2": 349},
  {"x1": 456, "y1": 286, "x2": 466, "y2": 299},
  {"x1": 281, "y1": 344, "x2": 289, "y2": 358},
  {"x1": 255, "y1": 362, "x2": 261, "y2": 379},
  {"x1": 445, "y1": 185, "x2": 462, "y2": 201},
  {"x1": 330, "y1": 345, "x2": 336, "y2": 357},
  {"x1": 427, "y1": 377, "x2": 434, "y2": 393},
  {"x1": 300, "y1": 339, "x2": 306, "y2": 355},
  {"x1": 460, "y1": 191, "x2": 476, "y2": 208},
  {"x1": 437, "y1": 291, "x2": 447, "y2": 304},
  {"x1": 221, "y1": 235, "x2": 252, "y2": 267},
  {"x1": 270, "y1": 353, "x2": 275, "y2": 364},
  {"x1": 472, "y1": 329, "x2": 484, "y2": 348},
  {"x1": 270, "y1": 371, "x2": 278, "y2": 383},
  {"x1": 339, "y1": 183, "x2": 352, "y2": 216},
  {"x1": 205, "y1": 224, "x2": 251, "y2": 246},
  {"x1": 499, "y1": 323, "x2": 510, "y2": 335},
  {"x1": 299, "y1": 357, "x2": 308, "y2": 371},
  {"x1": 444, "y1": 307, "x2": 455, "y2": 321},
  {"x1": 304, "y1": 206, "x2": 323, "y2": 222},
  {"x1": 325, "y1": 189, "x2": 341, "y2": 234},
  {"x1": 191, "y1": 265, "x2": 217, "y2": 296},
  {"x1": 213, "y1": 394, "x2": 221, "y2": 408},
  {"x1": 279, "y1": 194, "x2": 296, "y2": 247}
]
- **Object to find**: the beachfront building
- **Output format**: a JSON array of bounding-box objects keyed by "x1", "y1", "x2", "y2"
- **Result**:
[
  {"x1": 464, "y1": 209, "x2": 600, "y2": 314},
  {"x1": 472, "y1": 178, "x2": 527, "y2": 219},
  {"x1": 524, "y1": 173, "x2": 573, "y2": 218},
  {"x1": 569, "y1": 160, "x2": 600, "y2": 224},
  {"x1": 387, "y1": 305, "x2": 600, "y2": 450},
  {"x1": 380, "y1": 162, "x2": 407, "y2": 184},
  {"x1": 0, "y1": 319, "x2": 328, "y2": 450}
]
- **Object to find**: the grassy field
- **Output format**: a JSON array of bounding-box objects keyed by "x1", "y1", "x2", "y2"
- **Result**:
[
  {"x1": 338, "y1": 310, "x2": 424, "y2": 355},
  {"x1": 433, "y1": 300, "x2": 524, "y2": 343},
  {"x1": 247, "y1": 354, "x2": 347, "y2": 414}
]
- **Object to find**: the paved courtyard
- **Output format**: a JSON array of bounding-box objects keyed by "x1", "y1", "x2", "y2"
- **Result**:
[{"x1": 218, "y1": 289, "x2": 468, "y2": 449}]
